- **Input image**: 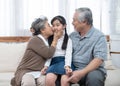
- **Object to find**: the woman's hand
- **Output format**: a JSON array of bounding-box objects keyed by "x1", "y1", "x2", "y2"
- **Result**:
[
  {"x1": 54, "y1": 29, "x2": 63, "y2": 39},
  {"x1": 41, "y1": 66, "x2": 48, "y2": 75},
  {"x1": 51, "y1": 29, "x2": 63, "y2": 47}
]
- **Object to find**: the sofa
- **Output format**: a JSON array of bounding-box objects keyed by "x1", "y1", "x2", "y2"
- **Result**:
[
  {"x1": 0, "y1": 36, "x2": 29, "y2": 86},
  {"x1": 0, "y1": 36, "x2": 120, "y2": 86}
]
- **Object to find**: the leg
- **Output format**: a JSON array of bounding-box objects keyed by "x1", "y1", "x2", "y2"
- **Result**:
[
  {"x1": 85, "y1": 70, "x2": 106, "y2": 86},
  {"x1": 36, "y1": 75, "x2": 46, "y2": 86},
  {"x1": 78, "y1": 76, "x2": 86, "y2": 86},
  {"x1": 55, "y1": 75, "x2": 61, "y2": 86},
  {"x1": 61, "y1": 74, "x2": 70, "y2": 86},
  {"x1": 21, "y1": 74, "x2": 36, "y2": 86},
  {"x1": 45, "y1": 73, "x2": 57, "y2": 86}
]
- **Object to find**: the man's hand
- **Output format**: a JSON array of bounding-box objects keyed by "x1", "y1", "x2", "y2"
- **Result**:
[{"x1": 67, "y1": 70, "x2": 86, "y2": 83}]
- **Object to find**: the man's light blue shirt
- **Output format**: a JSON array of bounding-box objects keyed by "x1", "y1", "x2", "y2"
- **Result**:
[{"x1": 69, "y1": 26, "x2": 107, "y2": 74}]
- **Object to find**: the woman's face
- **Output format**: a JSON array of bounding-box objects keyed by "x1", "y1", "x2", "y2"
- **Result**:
[
  {"x1": 52, "y1": 19, "x2": 65, "y2": 32},
  {"x1": 42, "y1": 21, "x2": 53, "y2": 37}
]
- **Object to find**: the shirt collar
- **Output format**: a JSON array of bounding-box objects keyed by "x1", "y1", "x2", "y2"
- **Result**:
[
  {"x1": 37, "y1": 34, "x2": 49, "y2": 46},
  {"x1": 74, "y1": 26, "x2": 95, "y2": 40},
  {"x1": 85, "y1": 26, "x2": 95, "y2": 38}
]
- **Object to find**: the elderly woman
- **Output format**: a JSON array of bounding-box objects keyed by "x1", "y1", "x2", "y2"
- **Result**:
[{"x1": 11, "y1": 16, "x2": 61, "y2": 86}]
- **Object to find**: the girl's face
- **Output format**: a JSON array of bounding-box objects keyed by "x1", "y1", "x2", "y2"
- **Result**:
[{"x1": 52, "y1": 19, "x2": 66, "y2": 32}]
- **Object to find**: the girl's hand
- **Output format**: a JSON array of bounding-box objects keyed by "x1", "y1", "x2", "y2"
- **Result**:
[
  {"x1": 41, "y1": 66, "x2": 48, "y2": 75},
  {"x1": 65, "y1": 66, "x2": 73, "y2": 76}
]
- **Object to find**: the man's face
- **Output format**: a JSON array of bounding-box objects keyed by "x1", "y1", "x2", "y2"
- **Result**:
[{"x1": 72, "y1": 12, "x2": 84, "y2": 32}]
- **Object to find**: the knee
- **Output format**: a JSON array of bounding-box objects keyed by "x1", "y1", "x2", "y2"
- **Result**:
[
  {"x1": 21, "y1": 74, "x2": 36, "y2": 86},
  {"x1": 37, "y1": 81, "x2": 45, "y2": 86},
  {"x1": 46, "y1": 77, "x2": 54, "y2": 84},
  {"x1": 86, "y1": 71, "x2": 105, "y2": 86},
  {"x1": 21, "y1": 80, "x2": 36, "y2": 86},
  {"x1": 45, "y1": 74, "x2": 56, "y2": 83},
  {"x1": 37, "y1": 75, "x2": 45, "y2": 86},
  {"x1": 87, "y1": 71, "x2": 103, "y2": 81},
  {"x1": 87, "y1": 74, "x2": 98, "y2": 82}
]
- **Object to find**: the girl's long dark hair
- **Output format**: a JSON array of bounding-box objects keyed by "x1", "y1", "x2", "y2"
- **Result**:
[{"x1": 48, "y1": 16, "x2": 68, "y2": 50}]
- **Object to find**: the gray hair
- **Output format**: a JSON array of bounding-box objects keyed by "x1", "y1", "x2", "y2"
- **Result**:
[
  {"x1": 31, "y1": 16, "x2": 48, "y2": 35},
  {"x1": 76, "y1": 7, "x2": 93, "y2": 25}
]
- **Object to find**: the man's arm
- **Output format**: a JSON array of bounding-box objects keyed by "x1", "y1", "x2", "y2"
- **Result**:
[
  {"x1": 68, "y1": 58, "x2": 103, "y2": 83},
  {"x1": 82, "y1": 58, "x2": 103, "y2": 74}
]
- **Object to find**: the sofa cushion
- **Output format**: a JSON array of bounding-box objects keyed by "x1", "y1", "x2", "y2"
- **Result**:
[
  {"x1": 0, "y1": 72, "x2": 14, "y2": 86},
  {"x1": 0, "y1": 42, "x2": 28, "y2": 72}
]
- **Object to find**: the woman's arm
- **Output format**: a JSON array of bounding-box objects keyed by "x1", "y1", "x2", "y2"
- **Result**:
[{"x1": 28, "y1": 37, "x2": 56, "y2": 59}]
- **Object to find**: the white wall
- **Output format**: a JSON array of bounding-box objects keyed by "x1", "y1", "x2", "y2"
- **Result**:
[{"x1": 110, "y1": 35, "x2": 120, "y2": 68}]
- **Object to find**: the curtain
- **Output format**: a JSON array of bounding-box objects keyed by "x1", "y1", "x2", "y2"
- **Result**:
[
  {"x1": 61, "y1": 0, "x2": 102, "y2": 34},
  {"x1": 0, "y1": 0, "x2": 117, "y2": 36},
  {"x1": 0, "y1": 0, "x2": 15, "y2": 36},
  {"x1": 0, "y1": 0, "x2": 59, "y2": 36},
  {"x1": 110, "y1": 0, "x2": 120, "y2": 34}
]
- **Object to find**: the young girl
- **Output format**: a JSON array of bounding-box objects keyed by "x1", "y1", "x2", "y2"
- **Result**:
[{"x1": 41, "y1": 15, "x2": 74, "y2": 86}]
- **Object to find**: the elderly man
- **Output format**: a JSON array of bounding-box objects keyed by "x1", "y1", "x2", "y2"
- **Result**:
[{"x1": 68, "y1": 7, "x2": 107, "y2": 86}]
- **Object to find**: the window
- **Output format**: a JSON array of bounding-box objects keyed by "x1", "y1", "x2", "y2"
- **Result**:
[
  {"x1": 115, "y1": 0, "x2": 120, "y2": 34},
  {"x1": 109, "y1": 0, "x2": 120, "y2": 35},
  {"x1": 0, "y1": 0, "x2": 118, "y2": 36},
  {"x1": 0, "y1": 0, "x2": 59, "y2": 36}
]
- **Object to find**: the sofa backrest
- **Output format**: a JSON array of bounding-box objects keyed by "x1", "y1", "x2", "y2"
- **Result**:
[
  {"x1": 0, "y1": 36, "x2": 110, "y2": 72},
  {"x1": 0, "y1": 36, "x2": 30, "y2": 72}
]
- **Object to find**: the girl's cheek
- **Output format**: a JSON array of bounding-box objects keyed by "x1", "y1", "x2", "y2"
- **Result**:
[
  {"x1": 57, "y1": 27, "x2": 61, "y2": 31},
  {"x1": 52, "y1": 28, "x2": 55, "y2": 31}
]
